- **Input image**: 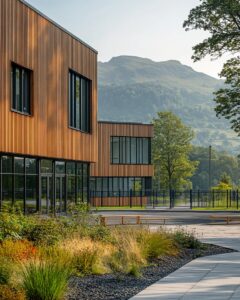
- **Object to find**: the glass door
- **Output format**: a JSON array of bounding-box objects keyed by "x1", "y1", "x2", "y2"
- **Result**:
[
  {"x1": 41, "y1": 176, "x2": 53, "y2": 214},
  {"x1": 56, "y1": 176, "x2": 66, "y2": 213}
]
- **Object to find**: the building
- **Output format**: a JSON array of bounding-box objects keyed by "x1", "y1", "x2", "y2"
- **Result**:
[
  {"x1": 0, "y1": 0, "x2": 153, "y2": 213},
  {"x1": 90, "y1": 122, "x2": 153, "y2": 206},
  {"x1": 0, "y1": 0, "x2": 98, "y2": 213}
]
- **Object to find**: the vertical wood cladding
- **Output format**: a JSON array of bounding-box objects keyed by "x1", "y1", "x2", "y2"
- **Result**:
[
  {"x1": 90, "y1": 122, "x2": 154, "y2": 177},
  {"x1": 0, "y1": 0, "x2": 98, "y2": 162}
]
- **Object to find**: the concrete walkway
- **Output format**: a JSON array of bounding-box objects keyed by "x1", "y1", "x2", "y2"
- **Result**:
[{"x1": 130, "y1": 225, "x2": 240, "y2": 300}]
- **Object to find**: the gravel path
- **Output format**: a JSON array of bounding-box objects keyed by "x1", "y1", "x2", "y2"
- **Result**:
[{"x1": 66, "y1": 244, "x2": 234, "y2": 300}]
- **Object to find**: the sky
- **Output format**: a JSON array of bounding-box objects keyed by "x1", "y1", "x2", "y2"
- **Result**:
[{"x1": 25, "y1": 0, "x2": 229, "y2": 78}]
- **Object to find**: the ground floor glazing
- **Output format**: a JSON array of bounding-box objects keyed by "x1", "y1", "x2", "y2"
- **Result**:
[
  {"x1": 0, "y1": 154, "x2": 89, "y2": 214},
  {"x1": 89, "y1": 176, "x2": 152, "y2": 197}
]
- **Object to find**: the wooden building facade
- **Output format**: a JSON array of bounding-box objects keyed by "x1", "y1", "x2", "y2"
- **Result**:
[
  {"x1": 0, "y1": 0, "x2": 98, "y2": 213},
  {"x1": 90, "y1": 122, "x2": 154, "y2": 206}
]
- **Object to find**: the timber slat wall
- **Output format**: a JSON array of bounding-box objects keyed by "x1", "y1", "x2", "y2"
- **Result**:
[
  {"x1": 0, "y1": 0, "x2": 98, "y2": 162},
  {"x1": 90, "y1": 122, "x2": 154, "y2": 177}
]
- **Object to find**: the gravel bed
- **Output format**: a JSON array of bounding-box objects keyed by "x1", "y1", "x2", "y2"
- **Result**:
[{"x1": 66, "y1": 243, "x2": 235, "y2": 300}]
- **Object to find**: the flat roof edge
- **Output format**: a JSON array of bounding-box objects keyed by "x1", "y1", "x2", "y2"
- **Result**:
[
  {"x1": 98, "y1": 120, "x2": 153, "y2": 126},
  {"x1": 19, "y1": 0, "x2": 98, "y2": 54}
]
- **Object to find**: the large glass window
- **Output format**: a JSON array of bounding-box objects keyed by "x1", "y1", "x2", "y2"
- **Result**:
[
  {"x1": 90, "y1": 177, "x2": 152, "y2": 197},
  {"x1": 111, "y1": 137, "x2": 151, "y2": 164},
  {"x1": 11, "y1": 63, "x2": 31, "y2": 115},
  {"x1": 111, "y1": 137, "x2": 119, "y2": 164},
  {"x1": 0, "y1": 155, "x2": 89, "y2": 214},
  {"x1": 69, "y1": 70, "x2": 90, "y2": 133},
  {"x1": 26, "y1": 158, "x2": 37, "y2": 213},
  {"x1": 41, "y1": 160, "x2": 53, "y2": 174}
]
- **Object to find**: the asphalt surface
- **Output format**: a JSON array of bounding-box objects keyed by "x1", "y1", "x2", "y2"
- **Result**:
[{"x1": 93, "y1": 209, "x2": 240, "y2": 225}]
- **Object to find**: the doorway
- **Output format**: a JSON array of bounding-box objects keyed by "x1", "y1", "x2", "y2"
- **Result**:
[
  {"x1": 56, "y1": 176, "x2": 66, "y2": 213},
  {"x1": 41, "y1": 175, "x2": 53, "y2": 214}
]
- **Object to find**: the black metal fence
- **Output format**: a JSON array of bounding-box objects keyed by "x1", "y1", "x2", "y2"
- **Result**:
[{"x1": 89, "y1": 189, "x2": 240, "y2": 210}]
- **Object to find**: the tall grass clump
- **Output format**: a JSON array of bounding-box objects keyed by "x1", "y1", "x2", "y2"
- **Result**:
[
  {"x1": 22, "y1": 260, "x2": 72, "y2": 300},
  {"x1": 60, "y1": 238, "x2": 111, "y2": 276},
  {"x1": 0, "y1": 258, "x2": 11, "y2": 285},
  {"x1": 108, "y1": 228, "x2": 146, "y2": 276},
  {"x1": 173, "y1": 228, "x2": 201, "y2": 249},
  {"x1": 138, "y1": 229, "x2": 178, "y2": 261}
]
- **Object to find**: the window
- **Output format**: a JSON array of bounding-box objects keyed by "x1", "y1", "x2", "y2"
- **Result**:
[
  {"x1": 111, "y1": 137, "x2": 120, "y2": 164},
  {"x1": 69, "y1": 70, "x2": 90, "y2": 133},
  {"x1": 11, "y1": 63, "x2": 31, "y2": 115},
  {"x1": 90, "y1": 177, "x2": 152, "y2": 197},
  {"x1": 111, "y1": 137, "x2": 151, "y2": 164}
]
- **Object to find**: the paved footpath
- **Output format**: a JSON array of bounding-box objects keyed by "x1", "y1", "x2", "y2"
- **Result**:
[{"x1": 130, "y1": 225, "x2": 240, "y2": 300}]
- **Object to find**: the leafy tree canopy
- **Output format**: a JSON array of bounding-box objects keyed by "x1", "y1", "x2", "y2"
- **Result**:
[
  {"x1": 152, "y1": 112, "x2": 198, "y2": 190},
  {"x1": 190, "y1": 146, "x2": 240, "y2": 189},
  {"x1": 183, "y1": 0, "x2": 240, "y2": 61},
  {"x1": 184, "y1": 0, "x2": 240, "y2": 135}
]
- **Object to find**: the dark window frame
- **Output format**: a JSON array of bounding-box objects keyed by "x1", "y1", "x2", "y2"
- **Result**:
[
  {"x1": 68, "y1": 69, "x2": 91, "y2": 134},
  {"x1": 0, "y1": 153, "x2": 90, "y2": 214},
  {"x1": 89, "y1": 176, "x2": 152, "y2": 197},
  {"x1": 11, "y1": 62, "x2": 33, "y2": 116},
  {"x1": 110, "y1": 136, "x2": 152, "y2": 165}
]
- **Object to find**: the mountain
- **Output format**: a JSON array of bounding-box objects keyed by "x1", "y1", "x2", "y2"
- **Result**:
[{"x1": 98, "y1": 55, "x2": 239, "y2": 155}]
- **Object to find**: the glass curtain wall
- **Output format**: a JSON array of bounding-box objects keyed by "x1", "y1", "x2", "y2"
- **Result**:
[
  {"x1": 90, "y1": 177, "x2": 152, "y2": 197},
  {"x1": 0, "y1": 154, "x2": 89, "y2": 214},
  {"x1": 110, "y1": 137, "x2": 151, "y2": 164}
]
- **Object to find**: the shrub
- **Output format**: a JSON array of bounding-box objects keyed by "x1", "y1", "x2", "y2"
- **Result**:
[
  {"x1": 0, "y1": 259, "x2": 11, "y2": 285},
  {"x1": 0, "y1": 285, "x2": 25, "y2": 300},
  {"x1": 173, "y1": 229, "x2": 201, "y2": 249},
  {"x1": 107, "y1": 229, "x2": 146, "y2": 275},
  {"x1": 141, "y1": 231, "x2": 178, "y2": 261},
  {"x1": 86, "y1": 225, "x2": 112, "y2": 243},
  {"x1": 0, "y1": 212, "x2": 28, "y2": 241},
  {"x1": 24, "y1": 218, "x2": 65, "y2": 246},
  {"x1": 0, "y1": 240, "x2": 37, "y2": 262},
  {"x1": 22, "y1": 261, "x2": 72, "y2": 300},
  {"x1": 60, "y1": 238, "x2": 109, "y2": 276},
  {"x1": 72, "y1": 247, "x2": 99, "y2": 275}
]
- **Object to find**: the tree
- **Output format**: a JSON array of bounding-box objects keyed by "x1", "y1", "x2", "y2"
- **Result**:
[
  {"x1": 213, "y1": 172, "x2": 232, "y2": 190},
  {"x1": 190, "y1": 146, "x2": 240, "y2": 189},
  {"x1": 220, "y1": 172, "x2": 232, "y2": 185},
  {"x1": 183, "y1": 0, "x2": 240, "y2": 134},
  {"x1": 152, "y1": 112, "x2": 198, "y2": 190}
]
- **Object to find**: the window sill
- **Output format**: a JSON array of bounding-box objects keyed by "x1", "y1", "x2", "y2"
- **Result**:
[
  {"x1": 11, "y1": 109, "x2": 32, "y2": 117},
  {"x1": 68, "y1": 126, "x2": 91, "y2": 135}
]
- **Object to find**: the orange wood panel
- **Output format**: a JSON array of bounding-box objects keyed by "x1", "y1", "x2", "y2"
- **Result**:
[
  {"x1": 90, "y1": 122, "x2": 154, "y2": 177},
  {"x1": 0, "y1": 0, "x2": 98, "y2": 162}
]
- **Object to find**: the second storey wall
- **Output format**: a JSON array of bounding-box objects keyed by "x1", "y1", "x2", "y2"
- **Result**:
[
  {"x1": 90, "y1": 122, "x2": 154, "y2": 177},
  {"x1": 0, "y1": 0, "x2": 98, "y2": 162}
]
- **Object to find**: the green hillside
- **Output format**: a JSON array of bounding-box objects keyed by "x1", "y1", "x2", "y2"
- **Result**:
[{"x1": 98, "y1": 56, "x2": 239, "y2": 154}]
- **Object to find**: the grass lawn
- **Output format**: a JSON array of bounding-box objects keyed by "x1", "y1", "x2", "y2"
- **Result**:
[{"x1": 193, "y1": 207, "x2": 239, "y2": 211}]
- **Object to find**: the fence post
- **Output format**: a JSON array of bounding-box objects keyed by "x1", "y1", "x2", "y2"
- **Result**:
[
  {"x1": 197, "y1": 190, "x2": 200, "y2": 207},
  {"x1": 237, "y1": 190, "x2": 239, "y2": 210},
  {"x1": 101, "y1": 190, "x2": 103, "y2": 207},
  {"x1": 140, "y1": 190, "x2": 143, "y2": 208},
  {"x1": 151, "y1": 190, "x2": 155, "y2": 208},
  {"x1": 170, "y1": 190, "x2": 174, "y2": 209},
  {"x1": 130, "y1": 189, "x2": 133, "y2": 208},
  {"x1": 190, "y1": 189, "x2": 193, "y2": 209},
  {"x1": 212, "y1": 189, "x2": 215, "y2": 208},
  {"x1": 172, "y1": 190, "x2": 175, "y2": 208},
  {"x1": 119, "y1": 189, "x2": 121, "y2": 207},
  {"x1": 230, "y1": 190, "x2": 232, "y2": 208},
  {"x1": 227, "y1": 190, "x2": 229, "y2": 208}
]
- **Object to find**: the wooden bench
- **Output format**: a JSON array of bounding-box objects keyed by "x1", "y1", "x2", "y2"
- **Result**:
[
  {"x1": 210, "y1": 215, "x2": 240, "y2": 225},
  {"x1": 100, "y1": 215, "x2": 168, "y2": 226}
]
